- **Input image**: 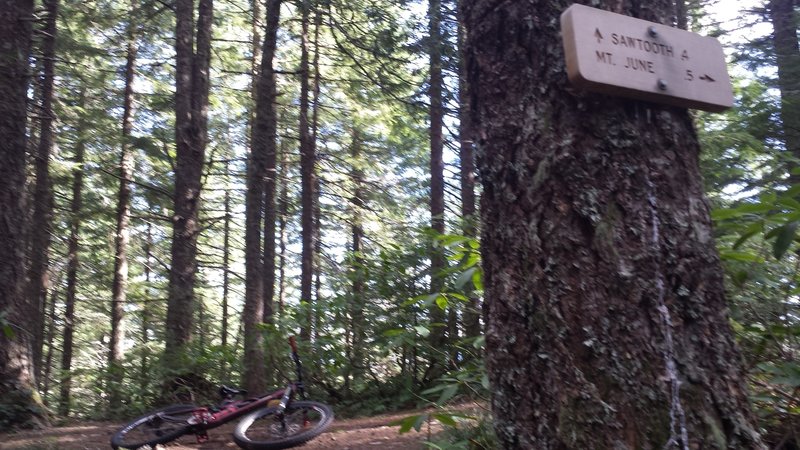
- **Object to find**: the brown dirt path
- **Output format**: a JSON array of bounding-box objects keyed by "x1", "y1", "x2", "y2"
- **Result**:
[{"x1": 0, "y1": 409, "x2": 444, "y2": 450}]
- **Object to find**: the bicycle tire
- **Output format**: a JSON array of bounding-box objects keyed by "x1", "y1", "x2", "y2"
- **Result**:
[
  {"x1": 233, "y1": 400, "x2": 334, "y2": 449},
  {"x1": 110, "y1": 404, "x2": 197, "y2": 449}
]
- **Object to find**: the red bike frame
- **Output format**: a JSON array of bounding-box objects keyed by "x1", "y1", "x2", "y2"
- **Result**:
[{"x1": 181, "y1": 337, "x2": 306, "y2": 443}]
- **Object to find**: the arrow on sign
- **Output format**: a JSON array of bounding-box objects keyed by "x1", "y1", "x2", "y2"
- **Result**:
[{"x1": 595, "y1": 28, "x2": 604, "y2": 43}]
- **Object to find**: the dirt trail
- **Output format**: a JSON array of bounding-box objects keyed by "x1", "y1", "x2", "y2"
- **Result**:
[{"x1": 0, "y1": 409, "x2": 444, "y2": 450}]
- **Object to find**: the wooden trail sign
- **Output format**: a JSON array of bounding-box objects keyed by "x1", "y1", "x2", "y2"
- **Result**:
[{"x1": 561, "y1": 4, "x2": 734, "y2": 112}]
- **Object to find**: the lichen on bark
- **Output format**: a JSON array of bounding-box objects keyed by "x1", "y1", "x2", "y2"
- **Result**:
[{"x1": 462, "y1": 0, "x2": 766, "y2": 448}]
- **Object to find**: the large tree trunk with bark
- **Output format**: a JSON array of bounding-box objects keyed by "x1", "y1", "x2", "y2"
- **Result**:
[
  {"x1": 0, "y1": 0, "x2": 47, "y2": 429},
  {"x1": 165, "y1": 0, "x2": 213, "y2": 363},
  {"x1": 27, "y1": 0, "x2": 59, "y2": 385},
  {"x1": 462, "y1": 0, "x2": 765, "y2": 448}
]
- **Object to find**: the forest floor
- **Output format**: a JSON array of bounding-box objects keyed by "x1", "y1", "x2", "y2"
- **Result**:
[{"x1": 0, "y1": 408, "x2": 450, "y2": 450}]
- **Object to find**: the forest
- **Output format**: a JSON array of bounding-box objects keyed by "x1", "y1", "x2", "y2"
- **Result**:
[{"x1": 0, "y1": 0, "x2": 798, "y2": 448}]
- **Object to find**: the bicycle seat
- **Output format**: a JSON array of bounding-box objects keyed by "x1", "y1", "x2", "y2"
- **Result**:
[{"x1": 219, "y1": 385, "x2": 247, "y2": 398}]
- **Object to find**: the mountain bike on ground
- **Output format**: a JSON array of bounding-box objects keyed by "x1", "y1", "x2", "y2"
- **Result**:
[{"x1": 110, "y1": 336, "x2": 333, "y2": 450}]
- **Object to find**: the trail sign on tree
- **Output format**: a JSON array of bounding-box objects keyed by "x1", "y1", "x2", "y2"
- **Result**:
[
  {"x1": 561, "y1": 4, "x2": 733, "y2": 112},
  {"x1": 463, "y1": 0, "x2": 764, "y2": 447}
]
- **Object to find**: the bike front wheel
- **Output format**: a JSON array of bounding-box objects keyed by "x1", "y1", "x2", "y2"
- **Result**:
[
  {"x1": 110, "y1": 404, "x2": 197, "y2": 449},
  {"x1": 233, "y1": 400, "x2": 334, "y2": 449}
]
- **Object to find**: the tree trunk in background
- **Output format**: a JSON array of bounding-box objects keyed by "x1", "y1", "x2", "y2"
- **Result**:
[
  {"x1": 427, "y1": 0, "x2": 447, "y2": 372},
  {"x1": 769, "y1": 0, "x2": 800, "y2": 182},
  {"x1": 278, "y1": 139, "x2": 289, "y2": 319},
  {"x1": 243, "y1": 31, "x2": 267, "y2": 398},
  {"x1": 243, "y1": 0, "x2": 282, "y2": 394},
  {"x1": 298, "y1": 0, "x2": 315, "y2": 342},
  {"x1": 59, "y1": 90, "x2": 87, "y2": 417},
  {"x1": 311, "y1": 8, "x2": 323, "y2": 344},
  {"x1": 140, "y1": 222, "x2": 154, "y2": 394},
  {"x1": 165, "y1": 0, "x2": 213, "y2": 364},
  {"x1": 221, "y1": 174, "x2": 231, "y2": 381},
  {"x1": 675, "y1": 0, "x2": 688, "y2": 30},
  {"x1": 349, "y1": 128, "x2": 366, "y2": 385},
  {"x1": 463, "y1": 0, "x2": 765, "y2": 448},
  {"x1": 0, "y1": 0, "x2": 47, "y2": 429},
  {"x1": 28, "y1": 0, "x2": 59, "y2": 385},
  {"x1": 261, "y1": 0, "x2": 282, "y2": 326},
  {"x1": 108, "y1": 8, "x2": 138, "y2": 413},
  {"x1": 42, "y1": 277, "x2": 60, "y2": 406},
  {"x1": 457, "y1": 5, "x2": 480, "y2": 340}
]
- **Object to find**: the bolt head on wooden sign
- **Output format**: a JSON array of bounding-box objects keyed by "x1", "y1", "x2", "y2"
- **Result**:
[{"x1": 560, "y1": 4, "x2": 734, "y2": 112}]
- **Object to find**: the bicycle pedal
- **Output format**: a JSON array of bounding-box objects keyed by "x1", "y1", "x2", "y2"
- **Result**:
[{"x1": 196, "y1": 431, "x2": 209, "y2": 443}]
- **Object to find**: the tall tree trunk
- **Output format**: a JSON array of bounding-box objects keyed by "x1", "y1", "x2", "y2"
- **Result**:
[
  {"x1": 243, "y1": 0, "x2": 282, "y2": 394},
  {"x1": 108, "y1": 7, "x2": 138, "y2": 413},
  {"x1": 0, "y1": 0, "x2": 47, "y2": 429},
  {"x1": 457, "y1": 0, "x2": 480, "y2": 340},
  {"x1": 41, "y1": 277, "x2": 59, "y2": 405},
  {"x1": 221, "y1": 171, "x2": 231, "y2": 381},
  {"x1": 463, "y1": 0, "x2": 765, "y2": 448},
  {"x1": 769, "y1": 0, "x2": 800, "y2": 182},
  {"x1": 59, "y1": 90, "x2": 86, "y2": 416},
  {"x1": 243, "y1": 30, "x2": 267, "y2": 398},
  {"x1": 28, "y1": 0, "x2": 59, "y2": 386},
  {"x1": 427, "y1": 0, "x2": 447, "y2": 370},
  {"x1": 298, "y1": 0, "x2": 315, "y2": 342},
  {"x1": 261, "y1": 0, "x2": 282, "y2": 326},
  {"x1": 349, "y1": 128, "x2": 366, "y2": 385},
  {"x1": 311, "y1": 7, "x2": 323, "y2": 345},
  {"x1": 165, "y1": 0, "x2": 214, "y2": 364},
  {"x1": 140, "y1": 221, "x2": 153, "y2": 394}
]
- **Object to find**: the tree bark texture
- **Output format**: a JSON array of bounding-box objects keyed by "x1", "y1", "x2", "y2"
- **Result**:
[
  {"x1": 60, "y1": 90, "x2": 87, "y2": 417},
  {"x1": 458, "y1": 4, "x2": 481, "y2": 339},
  {"x1": 311, "y1": 7, "x2": 323, "y2": 345},
  {"x1": 278, "y1": 140, "x2": 289, "y2": 317},
  {"x1": 428, "y1": 0, "x2": 447, "y2": 361},
  {"x1": 260, "y1": 0, "x2": 281, "y2": 325},
  {"x1": 42, "y1": 276, "x2": 60, "y2": 406},
  {"x1": 299, "y1": 0, "x2": 315, "y2": 341},
  {"x1": 109, "y1": 9, "x2": 138, "y2": 411},
  {"x1": 349, "y1": 128, "x2": 366, "y2": 384},
  {"x1": 769, "y1": 0, "x2": 800, "y2": 182},
  {"x1": 462, "y1": 0, "x2": 765, "y2": 448},
  {"x1": 221, "y1": 178, "x2": 231, "y2": 381},
  {"x1": 140, "y1": 222, "x2": 153, "y2": 393},
  {"x1": 0, "y1": 0, "x2": 47, "y2": 429},
  {"x1": 243, "y1": 0, "x2": 282, "y2": 394},
  {"x1": 27, "y1": 0, "x2": 59, "y2": 384},
  {"x1": 166, "y1": 0, "x2": 213, "y2": 362}
]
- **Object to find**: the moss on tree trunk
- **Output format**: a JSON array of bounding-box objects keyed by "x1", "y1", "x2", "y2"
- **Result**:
[{"x1": 462, "y1": 0, "x2": 765, "y2": 448}]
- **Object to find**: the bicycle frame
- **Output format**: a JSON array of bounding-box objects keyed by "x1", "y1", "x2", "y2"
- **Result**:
[{"x1": 175, "y1": 337, "x2": 306, "y2": 443}]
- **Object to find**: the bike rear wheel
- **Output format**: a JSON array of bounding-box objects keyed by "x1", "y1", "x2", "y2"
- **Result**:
[
  {"x1": 110, "y1": 404, "x2": 197, "y2": 449},
  {"x1": 233, "y1": 400, "x2": 334, "y2": 449}
]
